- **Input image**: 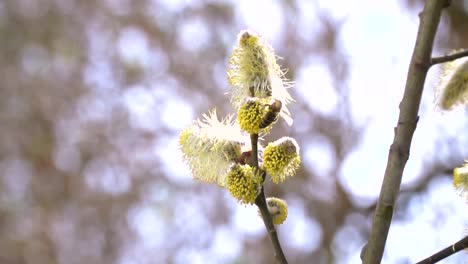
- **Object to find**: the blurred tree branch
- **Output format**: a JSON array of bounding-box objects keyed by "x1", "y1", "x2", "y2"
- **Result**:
[
  {"x1": 362, "y1": 0, "x2": 451, "y2": 263},
  {"x1": 430, "y1": 49, "x2": 468, "y2": 67},
  {"x1": 415, "y1": 235, "x2": 468, "y2": 264}
]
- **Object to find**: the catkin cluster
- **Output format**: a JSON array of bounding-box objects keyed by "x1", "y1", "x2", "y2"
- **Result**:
[{"x1": 180, "y1": 29, "x2": 302, "y2": 223}]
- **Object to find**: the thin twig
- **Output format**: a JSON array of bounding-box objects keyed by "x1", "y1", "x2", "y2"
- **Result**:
[
  {"x1": 415, "y1": 235, "x2": 468, "y2": 264},
  {"x1": 250, "y1": 133, "x2": 288, "y2": 264},
  {"x1": 429, "y1": 49, "x2": 468, "y2": 67},
  {"x1": 362, "y1": 1, "x2": 449, "y2": 263}
]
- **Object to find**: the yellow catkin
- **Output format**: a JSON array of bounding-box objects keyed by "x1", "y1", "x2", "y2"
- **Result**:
[
  {"x1": 262, "y1": 137, "x2": 301, "y2": 184},
  {"x1": 226, "y1": 164, "x2": 262, "y2": 205},
  {"x1": 453, "y1": 163, "x2": 468, "y2": 200},
  {"x1": 227, "y1": 29, "x2": 294, "y2": 126},
  {"x1": 237, "y1": 98, "x2": 273, "y2": 134},
  {"x1": 436, "y1": 56, "x2": 468, "y2": 110},
  {"x1": 266, "y1": 197, "x2": 288, "y2": 225},
  {"x1": 179, "y1": 110, "x2": 249, "y2": 187}
]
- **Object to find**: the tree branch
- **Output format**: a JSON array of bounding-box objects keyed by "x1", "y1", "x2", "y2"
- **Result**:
[
  {"x1": 429, "y1": 49, "x2": 468, "y2": 67},
  {"x1": 415, "y1": 235, "x2": 468, "y2": 264},
  {"x1": 250, "y1": 133, "x2": 288, "y2": 264},
  {"x1": 362, "y1": 1, "x2": 449, "y2": 263}
]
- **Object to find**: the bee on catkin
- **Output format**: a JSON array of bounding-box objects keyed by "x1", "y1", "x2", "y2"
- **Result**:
[
  {"x1": 228, "y1": 29, "x2": 294, "y2": 126},
  {"x1": 259, "y1": 99, "x2": 282, "y2": 129}
]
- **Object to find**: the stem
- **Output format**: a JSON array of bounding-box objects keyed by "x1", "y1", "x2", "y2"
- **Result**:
[
  {"x1": 250, "y1": 134, "x2": 260, "y2": 171},
  {"x1": 250, "y1": 133, "x2": 288, "y2": 264},
  {"x1": 430, "y1": 49, "x2": 468, "y2": 67},
  {"x1": 415, "y1": 235, "x2": 468, "y2": 264},
  {"x1": 362, "y1": 1, "x2": 449, "y2": 263}
]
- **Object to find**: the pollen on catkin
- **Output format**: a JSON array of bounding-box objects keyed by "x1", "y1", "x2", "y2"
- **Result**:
[
  {"x1": 237, "y1": 98, "x2": 270, "y2": 134},
  {"x1": 262, "y1": 137, "x2": 301, "y2": 184},
  {"x1": 453, "y1": 163, "x2": 468, "y2": 200},
  {"x1": 436, "y1": 55, "x2": 468, "y2": 111},
  {"x1": 179, "y1": 109, "x2": 250, "y2": 187},
  {"x1": 266, "y1": 197, "x2": 288, "y2": 225},
  {"x1": 226, "y1": 164, "x2": 262, "y2": 205},
  {"x1": 227, "y1": 29, "x2": 294, "y2": 126}
]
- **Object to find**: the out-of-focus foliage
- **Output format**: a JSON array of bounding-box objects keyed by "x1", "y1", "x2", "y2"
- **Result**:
[
  {"x1": 0, "y1": 1, "x2": 466, "y2": 264},
  {"x1": 404, "y1": 0, "x2": 468, "y2": 48}
]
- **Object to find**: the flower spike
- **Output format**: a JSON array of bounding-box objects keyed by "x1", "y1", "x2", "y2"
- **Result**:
[
  {"x1": 262, "y1": 137, "x2": 301, "y2": 184},
  {"x1": 226, "y1": 164, "x2": 262, "y2": 205},
  {"x1": 436, "y1": 54, "x2": 468, "y2": 110},
  {"x1": 179, "y1": 109, "x2": 250, "y2": 186},
  {"x1": 453, "y1": 162, "x2": 468, "y2": 201},
  {"x1": 266, "y1": 197, "x2": 288, "y2": 225},
  {"x1": 227, "y1": 29, "x2": 294, "y2": 126}
]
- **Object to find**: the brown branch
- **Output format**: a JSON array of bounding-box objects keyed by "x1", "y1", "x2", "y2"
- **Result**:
[
  {"x1": 415, "y1": 235, "x2": 468, "y2": 264},
  {"x1": 250, "y1": 133, "x2": 288, "y2": 264},
  {"x1": 362, "y1": 1, "x2": 450, "y2": 263},
  {"x1": 429, "y1": 49, "x2": 468, "y2": 67}
]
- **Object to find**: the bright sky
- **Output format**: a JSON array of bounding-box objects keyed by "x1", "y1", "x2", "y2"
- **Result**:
[{"x1": 111, "y1": 0, "x2": 468, "y2": 263}]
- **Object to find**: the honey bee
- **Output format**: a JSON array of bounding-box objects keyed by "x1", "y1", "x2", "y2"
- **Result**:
[{"x1": 259, "y1": 99, "x2": 282, "y2": 129}]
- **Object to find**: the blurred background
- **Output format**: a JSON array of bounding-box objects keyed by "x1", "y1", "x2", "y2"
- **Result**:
[{"x1": 0, "y1": 0, "x2": 467, "y2": 263}]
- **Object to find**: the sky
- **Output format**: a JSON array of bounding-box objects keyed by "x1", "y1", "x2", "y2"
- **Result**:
[{"x1": 114, "y1": 0, "x2": 468, "y2": 263}]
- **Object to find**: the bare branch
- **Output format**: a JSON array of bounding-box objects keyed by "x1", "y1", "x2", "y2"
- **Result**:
[
  {"x1": 430, "y1": 49, "x2": 468, "y2": 67},
  {"x1": 362, "y1": 1, "x2": 449, "y2": 263},
  {"x1": 415, "y1": 235, "x2": 468, "y2": 264}
]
